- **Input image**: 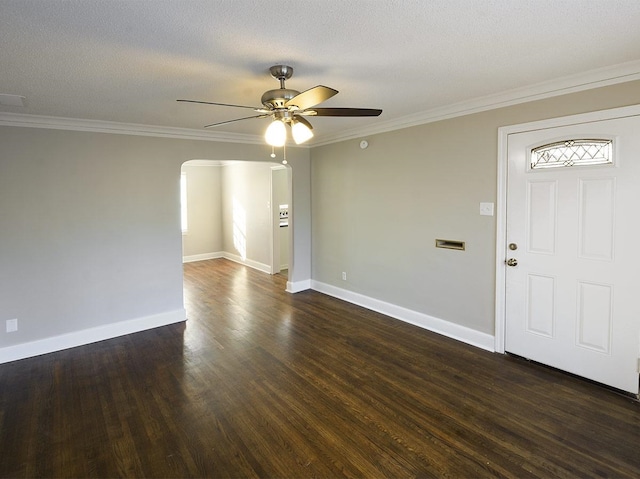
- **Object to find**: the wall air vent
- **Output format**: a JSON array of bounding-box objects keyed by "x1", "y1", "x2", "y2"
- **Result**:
[
  {"x1": 0, "y1": 94, "x2": 26, "y2": 107},
  {"x1": 435, "y1": 239, "x2": 465, "y2": 251}
]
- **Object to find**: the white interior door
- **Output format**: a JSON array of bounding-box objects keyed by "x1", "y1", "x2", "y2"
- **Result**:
[{"x1": 505, "y1": 114, "x2": 640, "y2": 394}]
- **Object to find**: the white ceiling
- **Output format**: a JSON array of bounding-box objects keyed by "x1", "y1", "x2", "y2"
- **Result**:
[{"x1": 2, "y1": 0, "x2": 640, "y2": 144}]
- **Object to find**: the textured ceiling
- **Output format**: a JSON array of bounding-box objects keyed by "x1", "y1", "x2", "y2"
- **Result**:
[{"x1": 1, "y1": 0, "x2": 640, "y2": 143}]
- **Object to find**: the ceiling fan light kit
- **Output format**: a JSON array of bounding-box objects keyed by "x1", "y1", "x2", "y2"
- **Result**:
[
  {"x1": 265, "y1": 119, "x2": 287, "y2": 146},
  {"x1": 291, "y1": 119, "x2": 314, "y2": 144},
  {"x1": 177, "y1": 65, "x2": 382, "y2": 146}
]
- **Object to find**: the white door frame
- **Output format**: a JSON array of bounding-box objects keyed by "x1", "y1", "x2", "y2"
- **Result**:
[{"x1": 494, "y1": 103, "x2": 640, "y2": 353}]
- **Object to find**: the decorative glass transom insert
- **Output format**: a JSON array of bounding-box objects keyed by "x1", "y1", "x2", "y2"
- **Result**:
[{"x1": 530, "y1": 139, "x2": 613, "y2": 169}]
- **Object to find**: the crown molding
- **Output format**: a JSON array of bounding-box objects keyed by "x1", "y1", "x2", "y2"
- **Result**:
[
  {"x1": 2, "y1": 60, "x2": 640, "y2": 147},
  {"x1": 0, "y1": 112, "x2": 264, "y2": 144},
  {"x1": 310, "y1": 59, "x2": 640, "y2": 147}
]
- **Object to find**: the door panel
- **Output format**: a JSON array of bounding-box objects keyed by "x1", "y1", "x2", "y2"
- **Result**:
[
  {"x1": 527, "y1": 180, "x2": 557, "y2": 254},
  {"x1": 526, "y1": 274, "x2": 555, "y2": 337},
  {"x1": 505, "y1": 115, "x2": 640, "y2": 394},
  {"x1": 578, "y1": 178, "x2": 615, "y2": 260}
]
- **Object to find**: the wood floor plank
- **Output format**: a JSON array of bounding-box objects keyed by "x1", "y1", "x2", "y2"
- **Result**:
[{"x1": 1, "y1": 258, "x2": 639, "y2": 478}]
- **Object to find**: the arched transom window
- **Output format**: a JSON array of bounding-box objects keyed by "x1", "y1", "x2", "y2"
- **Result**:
[{"x1": 530, "y1": 139, "x2": 613, "y2": 169}]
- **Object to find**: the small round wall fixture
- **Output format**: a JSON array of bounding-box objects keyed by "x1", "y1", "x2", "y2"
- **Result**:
[{"x1": 360, "y1": 140, "x2": 369, "y2": 149}]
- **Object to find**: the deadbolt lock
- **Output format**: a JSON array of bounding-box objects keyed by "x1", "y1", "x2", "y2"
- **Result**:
[
  {"x1": 506, "y1": 258, "x2": 518, "y2": 267},
  {"x1": 508, "y1": 243, "x2": 518, "y2": 251}
]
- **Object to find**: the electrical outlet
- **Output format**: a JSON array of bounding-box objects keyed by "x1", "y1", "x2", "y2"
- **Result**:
[
  {"x1": 342, "y1": 272, "x2": 347, "y2": 281},
  {"x1": 6, "y1": 318, "x2": 18, "y2": 333}
]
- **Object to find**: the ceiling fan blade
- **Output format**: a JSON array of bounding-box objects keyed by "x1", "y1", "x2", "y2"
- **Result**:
[
  {"x1": 177, "y1": 99, "x2": 268, "y2": 112},
  {"x1": 302, "y1": 107, "x2": 382, "y2": 117},
  {"x1": 293, "y1": 115, "x2": 314, "y2": 130},
  {"x1": 203, "y1": 114, "x2": 270, "y2": 128},
  {"x1": 285, "y1": 85, "x2": 338, "y2": 111}
]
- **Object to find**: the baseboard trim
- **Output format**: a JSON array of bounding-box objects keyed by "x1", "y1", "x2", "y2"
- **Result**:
[
  {"x1": 183, "y1": 251, "x2": 273, "y2": 275},
  {"x1": 222, "y1": 252, "x2": 271, "y2": 274},
  {"x1": 287, "y1": 279, "x2": 311, "y2": 293},
  {"x1": 182, "y1": 252, "x2": 224, "y2": 263},
  {"x1": 0, "y1": 309, "x2": 186, "y2": 364},
  {"x1": 311, "y1": 281, "x2": 495, "y2": 352}
]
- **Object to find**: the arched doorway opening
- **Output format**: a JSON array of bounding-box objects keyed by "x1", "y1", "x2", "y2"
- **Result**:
[{"x1": 180, "y1": 159, "x2": 292, "y2": 282}]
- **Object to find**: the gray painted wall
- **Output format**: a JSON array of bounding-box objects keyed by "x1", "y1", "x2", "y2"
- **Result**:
[
  {"x1": 0, "y1": 127, "x2": 310, "y2": 352},
  {"x1": 272, "y1": 167, "x2": 290, "y2": 271},
  {"x1": 311, "y1": 80, "x2": 640, "y2": 335},
  {"x1": 221, "y1": 162, "x2": 273, "y2": 267},
  {"x1": 1, "y1": 79, "x2": 639, "y2": 359},
  {"x1": 181, "y1": 163, "x2": 223, "y2": 258}
]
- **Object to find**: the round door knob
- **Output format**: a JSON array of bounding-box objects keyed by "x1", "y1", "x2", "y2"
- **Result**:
[{"x1": 506, "y1": 258, "x2": 518, "y2": 267}]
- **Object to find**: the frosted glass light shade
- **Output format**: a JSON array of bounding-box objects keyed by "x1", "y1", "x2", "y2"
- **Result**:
[
  {"x1": 292, "y1": 121, "x2": 314, "y2": 144},
  {"x1": 265, "y1": 120, "x2": 286, "y2": 146}
]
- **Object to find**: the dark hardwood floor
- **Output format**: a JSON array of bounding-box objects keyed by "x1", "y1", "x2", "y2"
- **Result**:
[{"x1": 1, "y1": 258, "x2": 638, "y2": 478}]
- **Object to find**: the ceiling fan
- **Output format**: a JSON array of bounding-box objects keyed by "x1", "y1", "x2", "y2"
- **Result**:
[{"x1": 177, "y1": 65, "x2": 382, "y2": 146}]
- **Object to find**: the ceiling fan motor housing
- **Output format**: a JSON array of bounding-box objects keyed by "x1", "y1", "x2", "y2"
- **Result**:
[
  {"x1": 262, "y1": 65, "x2": 300, "y2": 111},
  {"x1": 261, "y1": 88, "x2": 300, "y2": 110}
]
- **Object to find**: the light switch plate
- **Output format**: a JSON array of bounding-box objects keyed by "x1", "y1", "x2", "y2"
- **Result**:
[{"x1": 480, "y1": 202, "x2": 494, "y2": 216}]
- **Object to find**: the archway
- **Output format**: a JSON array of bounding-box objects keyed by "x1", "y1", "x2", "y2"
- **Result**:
[{"x1": 180, "y1": 159, "x2": 292, "y2": 283}]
